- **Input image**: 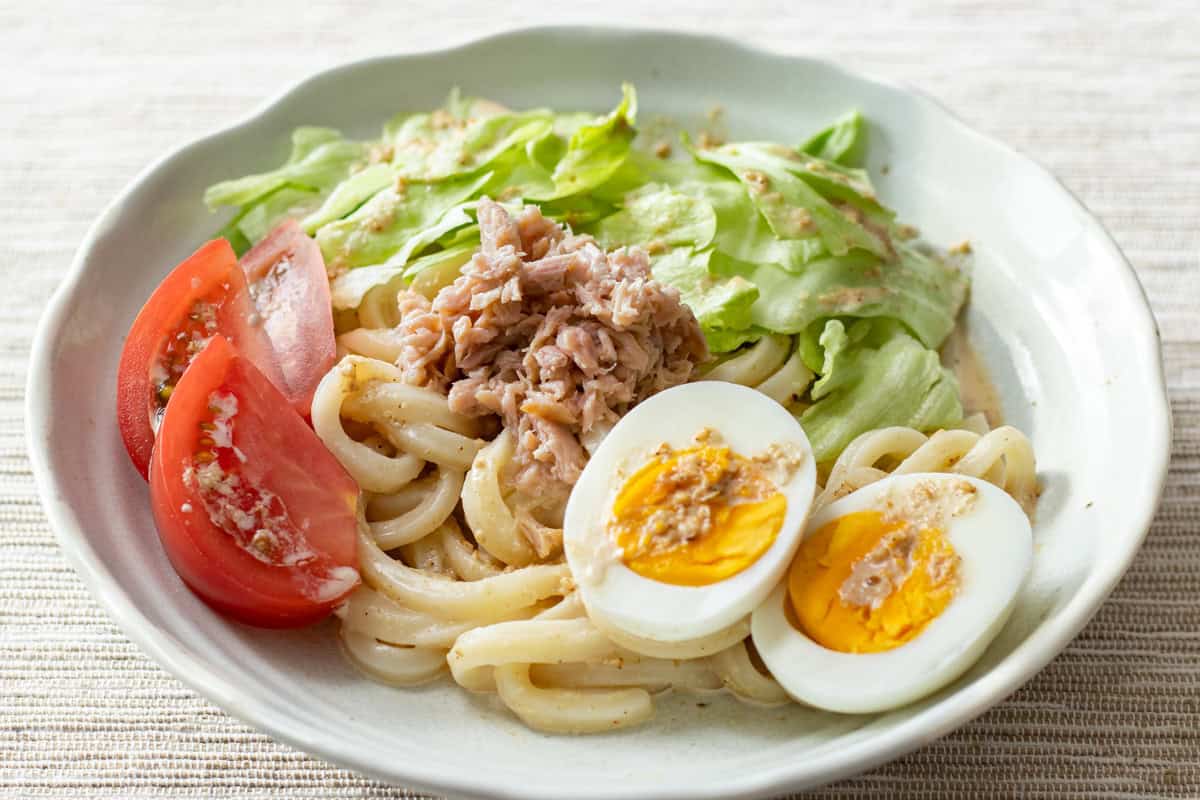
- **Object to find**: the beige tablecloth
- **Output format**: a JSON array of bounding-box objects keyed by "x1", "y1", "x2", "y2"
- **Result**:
[{"x1": 2, "y1": 2, "x2": 1197, "y2": 797}]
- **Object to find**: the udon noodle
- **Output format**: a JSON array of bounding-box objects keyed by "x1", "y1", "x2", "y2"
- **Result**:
[{"x1": 315, "y1": 317, "x2": 1037, "y2": 733}]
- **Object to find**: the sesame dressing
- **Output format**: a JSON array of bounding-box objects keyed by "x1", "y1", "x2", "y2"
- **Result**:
[
  {"x1": 182, "y1": 390, "x2": 356, "y2": 602},
  {"x1": 151, "y1": 297, "x2": 222, "y2": 433}
]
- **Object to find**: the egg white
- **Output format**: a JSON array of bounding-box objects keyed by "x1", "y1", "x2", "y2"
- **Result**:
[
  {"x1": 751, "y1": 473, "x2": 1033, "y2": 714},
  {"x1": 563, "y1": 381, "x2": 817, "y2": 651}
]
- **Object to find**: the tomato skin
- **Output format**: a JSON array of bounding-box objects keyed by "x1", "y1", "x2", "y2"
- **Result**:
[
  {"x1": 240, "y1": 220, "x2": 336, "y2": 417},
  {"x1": 149, "y1": 335, "x2": 359, "y2": 628},
  {"x1": 116, "y1": 239, "x2": 284, "y2": 478}
]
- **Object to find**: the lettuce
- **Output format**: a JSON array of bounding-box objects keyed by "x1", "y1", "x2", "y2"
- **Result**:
[
  {"x1": 705, "y1": 243, "x2": 966, "y2": 349},
  {"x1": 329, "y1": 262, "x2": 405, "y2": 311},
  {"x1": 536, "y1": 106, "x2": 960, "y2": 361},
  {"x1": 385, "y1": 97, "x2": 553, "y2": 181},
  {"x1": 531, "y1": 84, "x2": 637, "y2": 200},
  {"x1": 329, "y1": 233, "x2": 479, "y2": 311},
  {"x1": 704, "y1": 327, "x2": 769, "y2": 353},
  {"x1": 314, "y1": 171, "x2": 491, "y2": 269},
  {"x1": 598, "y1": 155, "x2": 828, "y2": 269},
  {"x1": 406, "y1": 242, "x2": 478, "y2": 299},
  {"x1": 205, "y1": 127, "x2": 381, "y2": 253},
  {"x1": 289, "y1": 126, "x2": 347, "y2": 161},
  {"x1": 799, "y1": 320, "x2": 963, "y2": 462},
  {"x1": 688, "y1": 140, "x2": 890, "y2": 259},
  {"x1": 204, "y1": 127, "x2": 369, "y2": 210},
  {"x1": 537, "y1": 196, "x2": 615, "y2": 229},
  {"x1": 682, "y1": 176, "x2": 827, "y2": 272},
  {"x1": 651, "y1": 248, "x2": 758, "y2": 337},
  {"x1": 301, "y1": 163, "x2": 395, "y2": 234},
  {"x1": 227, "y1": 186, "x2": 321, "y2": 250},
  {"x1": 384, "y1": 202, "x2": 477, "y2": 268},
  {"x1": 799, "y1": 110, "x2": 868, "y2": 167},
  {"x1": 525, "y1": 112, "x2": 594, "y2": 171},
  {"x1": 590, "y1": 184, "x2": 716, "y2": 250}
]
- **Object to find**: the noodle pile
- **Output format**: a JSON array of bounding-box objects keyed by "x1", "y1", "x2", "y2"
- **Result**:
[{"x1": 314, "y1": 207, "x2": 1038, "y2": 734}]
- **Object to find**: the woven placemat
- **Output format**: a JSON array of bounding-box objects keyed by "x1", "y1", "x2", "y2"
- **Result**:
[{"x1": 2, "y1": 2, "x2": 1196, "y2": 797}]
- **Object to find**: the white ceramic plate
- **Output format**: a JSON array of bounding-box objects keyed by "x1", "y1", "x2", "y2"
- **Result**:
[{"x1": 27, "y1": 27, "x2": 1170, "y2": 800}]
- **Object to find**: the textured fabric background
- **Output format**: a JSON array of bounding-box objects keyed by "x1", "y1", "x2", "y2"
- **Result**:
[{"x1": 2, "y1": 2, "x2": 1197, "y2": 797}]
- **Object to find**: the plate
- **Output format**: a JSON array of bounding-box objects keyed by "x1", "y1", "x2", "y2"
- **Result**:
[{"x1": 25, "y1": 26, "x2": 1170, "y2": 800}]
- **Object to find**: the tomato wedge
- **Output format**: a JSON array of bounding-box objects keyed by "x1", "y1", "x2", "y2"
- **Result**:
[
  {"x1": 149, "y1": 335, "x2": 359, "y2": 628},
  {"x1": 240, "y1": 220, "x2": 336, "y2": 416},
  {"x1": 117, "y1": 239, "x2": 285, "y2": 477}
]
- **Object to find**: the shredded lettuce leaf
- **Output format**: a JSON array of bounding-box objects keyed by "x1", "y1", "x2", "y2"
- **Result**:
[
  {"x1": 314, "y1": 171, "x2": 490, "y2": 269},
  {"x1": 650, "y1": 248, "x2": 758, "y2": 335},
  {"x1": 705, "y1": 242, "x2": 965, "y2": 349},
  {"x1": 329, "y1": 238, "x2": 478, "y2": 311},
  {"x1": 229, "y1": 186, "x2": 321, "y2": 249},
  {"x1": 385, "y1": 202, "x2": 477, "y2": 268},
  {"x1": 688, "y1": 139, "x2": 890, "y2": 258},
  {"x1": 798, "y1": 110, "x2": 868, "y2": 167},
  {"x1": 686, "y1": 176, "x2": 826, "y2": 273},
  {"x1": 530, "y1": 84, "x2": 638, "y2": 200},
  {"x1": 329, "y1": 262, "x2": 405, "y2": 311},
  {"x1": 385, "y1": 99, "x2": 554, "y2": 181},
  {"x1": 590, "y1": 184, "x2": 716, "y2": 251},
  {"x1": 799, "y1": 320, "x2": 964, "y2": 462},
  {"x1": 301, "y1": 164, "x2": 395, "y2": 234},
  {"x1": 204, "y1": 127, "x2": 369, "y2": 210},
  {"x1": 525, "y1": 112, "x2": 593, "y2": 171}
]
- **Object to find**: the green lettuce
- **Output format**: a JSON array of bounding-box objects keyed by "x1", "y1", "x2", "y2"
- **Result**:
[
  {"x1": 704, "y1": 326, "x2": 770, "y2": 353},
  {"x1": 329, "y1": 235, "x2": 479, "y2": 311},
  {"x1": 300, "y1": 163, "x2": 395, "y2": 234},
  {"x1": 530, "y1": 84, "x2": 638, "y2": 200},
  {"x1": 526, "y1": 112, "x2": 594, "y2": 171},
  {"x1": 650, "y1": 248, "x2": 758, "y2": 336},
  {"x1": 799, "y1": 110, "x2": 868, "y2": 167},
  {"x1": 384, "y1": 96, "x2": 553, "y2": 181},
  {"x1": 315, "y1": 171, "x2": 490, "y2": 269},
  {"x1": 688, "y1": 139, "x2": 890, "y2": 258},
  {"x1": 596, "y1": 155, "x2": 828, "y2": 270},
  {"x1": 541, "y1": 196, "x2": 616, "y2": 228},
  {"x1": 223, "y1": 186, "x2": 320, "y2": 251},
  {"x1": 798, "y1": 320, "x2": 963, "y2": 462},
  {"x1": 591, "y1": 120, "x2": 963, "y2": 357},
  {"x1": 483, "y1": 147, "x2": 557, "y2": 200},
  {"x1": 590, "y1": 184, "x2": 716, "y2": 250},
  {"x1": 705, "y1": 243, "x2": 966, "y2": 349},
  {"x1": 385, "y1": 202, "x2": 476, "y2": 267},
  {"x1": 204, "y1": 127, "x2": 369, "y2": 210},
  {"x1": 682, "y1": 176, "x2": 827, "y2": 272},
  {"x1": 329, "y1": 262, "x2": 405, "y2": 311},
  {"x1": 406, "y1": 242, "x2": 478, "y2": 298}
]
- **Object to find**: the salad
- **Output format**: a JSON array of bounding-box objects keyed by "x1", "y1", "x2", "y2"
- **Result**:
[
  {"x1": 205, "y1": 85, "x2": 968, "y2": 462},
  {"x1": 115, "y1": 85, "x2": 1036, "y2": 734}
]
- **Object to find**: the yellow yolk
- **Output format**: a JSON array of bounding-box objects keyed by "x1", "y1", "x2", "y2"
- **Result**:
[
  {"x1": 607, "y1": 445, "x2": 787, "y2": 586},
  {"x1": 788, "y1": 510, "x2": 960, "y2": 653}
]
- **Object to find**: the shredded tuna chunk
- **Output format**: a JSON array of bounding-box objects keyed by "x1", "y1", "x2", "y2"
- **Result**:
[{"x1": 393, "y1": 198, "x2": 709, "y2": 513}]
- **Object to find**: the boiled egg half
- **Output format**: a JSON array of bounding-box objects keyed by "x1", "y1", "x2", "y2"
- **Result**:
[
  {"x1": 564, "y1": 382, "x2": 817, "y2": 656},
  {"x1": 752, "y1": 472, "x2": 1033, "y2": 713}
]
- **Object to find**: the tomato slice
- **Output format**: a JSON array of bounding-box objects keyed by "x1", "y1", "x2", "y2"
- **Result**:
[
  {"x1": 149, "y1": 335, "x2": 360, "y2": 628},
  {"x1": 240, "y1": 220, "x2": 336, "y2": 416},
  {"x1": 117, "y1": 239, "x2": 285, "y2": 477}
]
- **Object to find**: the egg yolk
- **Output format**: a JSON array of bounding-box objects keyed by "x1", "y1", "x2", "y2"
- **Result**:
[
  {"x1": 607, "y1": 444, "x2": 787, "y2": 586},
  {"x1": 788, "y1": 511, "x2": 960, "y2": 653}
]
